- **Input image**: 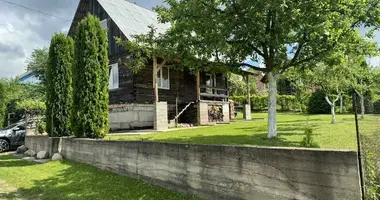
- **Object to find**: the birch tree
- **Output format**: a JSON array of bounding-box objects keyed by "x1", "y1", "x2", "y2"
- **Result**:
[{"x1": 156, "y1": 0, "x2": 380, "y2": 138}]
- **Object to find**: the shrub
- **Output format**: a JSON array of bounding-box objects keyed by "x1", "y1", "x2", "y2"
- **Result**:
[
  {"x1": 231, "y1": 94, "x2": 300, "y2": 111},
  {"x1": 308, "y1": 89, "x2": 330, "y2": 114},
  {"x1": 362, "y1": 135, "x2": 380, "y2": 200},
  {"x1": 72, "y1": 14, "x2": 109, "y2": 138},
  {"x1": 374, "y1": 101, "x2": 380, "y2": 114},
  {"x1": 46, "y1": 33, "x2": 74, "y2": 137},
  {"x1": 300, "y1": 127, "x2": 319, "y2": 148}
]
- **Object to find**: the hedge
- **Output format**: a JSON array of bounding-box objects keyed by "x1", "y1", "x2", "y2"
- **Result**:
[{"x1": 230, "y1": 95, "x2": 299, "y2": 111}]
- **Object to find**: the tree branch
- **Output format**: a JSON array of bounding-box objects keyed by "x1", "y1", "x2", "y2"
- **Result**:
[
  {"x1": 325, "y1": 96, "x2": 333, "y2": 106},
  {"x1": 239, "y1": 63, "x2": 267, "y2": 72},
  {"x1": 227, "y1": 40, "x2": 265, "y2": 58}
]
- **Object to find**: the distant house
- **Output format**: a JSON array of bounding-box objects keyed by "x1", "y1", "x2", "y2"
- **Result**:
[
  {"x1": 17, "y1": 71, "x2": 40, "y2": 84},
  {"x1": 68, "y1": 0, "x2": 253, "y2": 130}
]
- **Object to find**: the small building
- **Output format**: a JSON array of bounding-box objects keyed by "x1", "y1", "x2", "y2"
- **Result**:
[
  {"x1": 69, "y1": 0, "x2": 237, "y2": 130},
  {"x1": 17, "y1": 71, "x2": 40, "y2": 84}
]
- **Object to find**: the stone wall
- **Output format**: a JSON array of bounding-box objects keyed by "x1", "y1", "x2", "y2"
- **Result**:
[
  {"x1": 60, "y1": 138, "x2": 361, "y2": 200},
  {"x1": 109, "y1": 104, "x2": 154, "y2": 130}
]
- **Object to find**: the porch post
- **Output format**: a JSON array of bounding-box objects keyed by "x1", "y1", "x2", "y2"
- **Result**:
[
  {"x1": 196, "y1": 71, "x2": 200, "y2": 101},
  {"x1": 153, "y1": 56, "x2": 159, "y2": 103},
  {"x1": 243, "y1": 75, "x2": 251, "y2": 120}
]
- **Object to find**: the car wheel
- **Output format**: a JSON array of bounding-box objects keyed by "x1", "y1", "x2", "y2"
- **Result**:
[{"x1": 0, "y1": 139, "x2": 9, "y2": 153}]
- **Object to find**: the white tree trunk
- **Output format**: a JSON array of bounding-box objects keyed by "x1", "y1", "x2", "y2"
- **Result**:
[
  {"x1": 340, "y1": 94, "x2": 343, "y2": 114},
  {"x1": 325, "y1": 95, "x2": 339, "y2": 124},
  {"x1": 331, "y1": 105, "x2": 336, "y2": 124},
  {"x1": 267, "y1": 72, "x2": 278, "y2": 138},
  {"x1": 360, "y1": 95, "x2": 365, "y2": 119}
]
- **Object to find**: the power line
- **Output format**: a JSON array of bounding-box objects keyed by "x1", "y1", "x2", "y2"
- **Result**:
[{"x1": 0, "y1": 0, "x2": 71, "y2": 22}]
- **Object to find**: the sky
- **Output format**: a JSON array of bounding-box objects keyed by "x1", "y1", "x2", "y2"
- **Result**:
[
  {"x1": 0, "y1": 0, "x2": 163, "y2": 78},
  {"x1": 0, "y1": 0, "x2": 379, "y2": 78}
]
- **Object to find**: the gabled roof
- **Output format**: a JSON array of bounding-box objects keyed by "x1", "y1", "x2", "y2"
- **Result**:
[
  {"x1": 69, "y1": 0, "x2": 170, "y2": 39},
  {"x1": 98, "y1": 0, "x2": 170, "y2": 40}
]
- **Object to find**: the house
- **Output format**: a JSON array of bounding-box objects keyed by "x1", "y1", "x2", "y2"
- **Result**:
[
  {"x1": 68, "y1": 0, "x2": 244, "y2": 130},
  {"x1": 17, "y1": 71, "x2": 40, "y2": 84}
]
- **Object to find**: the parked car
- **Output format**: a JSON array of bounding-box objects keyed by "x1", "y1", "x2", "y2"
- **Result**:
[{"x1": 0, "y1": 121, "x2": 26, "y2": 152}]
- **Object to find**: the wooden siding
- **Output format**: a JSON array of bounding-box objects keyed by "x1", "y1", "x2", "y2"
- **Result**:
[{"x1": 133, "y1": 65, "x2": 197, "y2": 104}]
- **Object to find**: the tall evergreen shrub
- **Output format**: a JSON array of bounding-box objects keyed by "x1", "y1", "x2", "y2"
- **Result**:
[
  {"x1": 46, "y1": 33, "x2": 74, "y2": 137},
  {"x1": 72, "y1": 14, "x2": 109, "y2": 138}
]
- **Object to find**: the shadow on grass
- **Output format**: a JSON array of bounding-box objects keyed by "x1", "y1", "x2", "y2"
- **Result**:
[
  {"x1": 0, "y1": 154, "x2": 198, "y2": 200},
  {"x1": 0, "y1": 154, "x2": 37, "y2": 168},
  {"x1": 157, "y1": 121, "x2": 315, "y2": 147}
]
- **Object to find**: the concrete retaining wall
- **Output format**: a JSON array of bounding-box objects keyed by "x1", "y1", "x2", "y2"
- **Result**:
[
  {"x1": 24, "y1": 136, "x2": 60, "y2": 157},
  {"x1": 109, "y1": 104, "x2": 154, "y2": 130},
  {"x1": 59, "y1": 138, "x2": 361, "y2": 200}
]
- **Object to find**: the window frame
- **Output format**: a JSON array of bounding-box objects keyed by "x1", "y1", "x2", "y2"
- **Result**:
[{"x1": 157, "y1": 66, "x2": 170, "y2": 90}]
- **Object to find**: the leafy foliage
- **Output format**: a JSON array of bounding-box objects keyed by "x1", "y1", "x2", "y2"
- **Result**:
[
  {"x1": 72, "y1": 14, "x2": 109, "y2": 138},
  {"x1": 231, "y1": 95, "x2": 299, "y2": 111},
  {"x1": 0, "y1": 80, "x2": 45, "y2": 127},
  {"x1": 362, "y1": 135, "x2": 380, "y2": 200},
  {"x1": 228, "y1": 73, "x2": 257, "y2": 97},
  {"x1": 16, "y1": 100, "x2": 45, "y2": 114},
  {"x1": 26, "y1": 48, "x2": 49, "y2": 85},
  {"x1": 308, "y1": 90, "x2": 331, "y2": 114},
  {"x1": 46, "y1": 33, "x2": 74, "y2": 137},
  {"x1": 0, "y1": 82, "x2": 6, "y2": 128},
  {"x1": 300, "y1": 127, "x2": 319, "y2": 148},
  {"x1": 374, "y1": 100, "x2": 380, "y2": 114},
  {"x1": 156, "y1": 0, "x2": 380, "y2": 137}
]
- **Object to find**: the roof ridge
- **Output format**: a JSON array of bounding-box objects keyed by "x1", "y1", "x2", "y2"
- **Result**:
[{"x1": 122, "y1": 0, "x2": 158, "y2": 13}]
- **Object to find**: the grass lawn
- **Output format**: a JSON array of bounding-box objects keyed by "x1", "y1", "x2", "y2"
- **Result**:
[
  {"x1": 0, "y1": 154, "x2": 199, "y2": 200},
  {"x1": 106, "y1": 113, "x2": 380, "y2": 150}
]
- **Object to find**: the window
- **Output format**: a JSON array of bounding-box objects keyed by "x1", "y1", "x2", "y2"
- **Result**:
[
  {"x1": 109, "y1": 63, "x2": 119, "y2": 90},
  {"x1": 157, "y1": 67, "x2": 170, "y2": 89},
  {"x1": 205, "y1": 74, "x2": 216, "y2": 93},
  {"x1": 100, "y1": 19, "x2": 108, "y2": 29}
]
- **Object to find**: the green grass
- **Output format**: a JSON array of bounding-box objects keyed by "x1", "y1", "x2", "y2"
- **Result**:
[
  {"x1": 106, "y1": 113, "x2": 380, "y2": 150},
  {"x1": 0, "y1": 154, "x2": 199, "y2": 200}
]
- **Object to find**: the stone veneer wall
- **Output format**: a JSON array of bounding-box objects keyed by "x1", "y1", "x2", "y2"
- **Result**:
[
  {"x1": 197, "y1": 102, "x2": 209, "y2": 125},
  {"x1": 109, "y1": 104, "x2": 154, "y2": 130},
  {"x1": 58, "y1": 138, "x2": 361, "y2": 200},
  {"x1": 154, "y1": 102, "x2": 168, "y2": 131}
]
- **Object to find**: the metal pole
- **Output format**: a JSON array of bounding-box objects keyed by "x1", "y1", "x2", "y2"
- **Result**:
[{"x1": 353, "y1": 93, "x2": 365, "y2": 200}]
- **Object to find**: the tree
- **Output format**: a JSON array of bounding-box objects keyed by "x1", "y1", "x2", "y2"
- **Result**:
[
  {"x1": 156, "y1": 0, "x2": 380, "y2": 138},
  {"x1": 228, "y1": 73, "x2": 257, "y2": 97},
  {"x1": 26, "y1": 48, "x2": 49, "y2": 84},
  {"x1": 72, "y1": 14, "x2": 109, "y2": 138},
  {"x1": 308, "y1": 62, "x2": 350, "y2": 123},
  {"x1": 0, "y1": 79, "x2": 46, "y2": 127},
  {"x1": 46, "y1": 33, "x2": 74, "y2": 137},
  {"x1": 285, "y1": 68, "x2": 314, "y2": 113},
  {"x1": 0, "y1": 81, "x2": 6, "y2": 128},
  {"x1": 350, "y1": 57, "x2": 373, "y2": 119}
]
